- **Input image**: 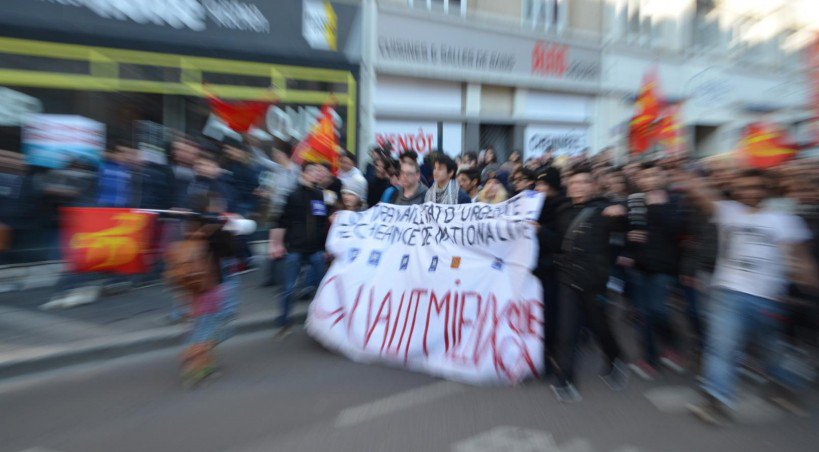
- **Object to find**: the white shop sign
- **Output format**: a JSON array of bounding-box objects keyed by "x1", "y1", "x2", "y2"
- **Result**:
[{"x1": 524, "y1": 125, "x2": 588, "y2": 159}]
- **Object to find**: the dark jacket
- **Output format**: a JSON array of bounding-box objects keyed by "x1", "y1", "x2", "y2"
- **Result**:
[
  {"x1": 223, "y1": 160, "x2": 260, "y2": 214},
  {"x1": 535, "y1": 194, "x2": 571, "y2": 276},
  {"x1": 627, "y1": 194, "x2": 684, "y2": 275},
  {"x1": 679, "y1": 199, "x2": 718, "y2": 277},
  {"x1": 171, "y1": 165, "x2": 195, "y2": 209},
  {"x1": 279, "y1": 182, "x2": 329, "y2": 254},
  {"x1": 367, "y1": 176, "x2": 391, "y2": 208},
  {"x1": 139, "y1": 163, "x2": 174, "y2": 210},
  {"x1": 546, "y1": 197, "x2": 627, "y2": 292},
  {"x1": 188, "y1": 175, "x2": 237, "y2": 214}
]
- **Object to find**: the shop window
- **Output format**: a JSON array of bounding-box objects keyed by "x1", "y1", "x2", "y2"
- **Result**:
[
  {"x1": 201, "y1": 72, "x2": 273, "y2": 89},
  {"x1": 523, "y1": 0, "x2": 566, "y2": 33},
  {"x1": 0, "y1": 52, "x2": 89, "y2": 75},
  {"x1": 119, "y1": 64, "x2": 181, "y2": 83},
  {"x1": 408, "y1": 0, "x2": 466, "y2": 16},
  {"x1": 693, "y1": 0, "x2": 720, "y2": 50},
  {"x1": 286, "y1": 80, "x2": 349, "y2": 94}
]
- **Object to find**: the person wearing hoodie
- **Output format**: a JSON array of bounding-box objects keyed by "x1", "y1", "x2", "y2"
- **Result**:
[
  {"x1": 386, "y1": 159, "x2": 428, "y2": 206},
  {"x1": 424, "y1": 154, "x2": 471, "y2": 204}
]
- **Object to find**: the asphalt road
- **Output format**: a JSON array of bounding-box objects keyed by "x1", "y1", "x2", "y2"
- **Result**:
[{"x1": 1, "y1": 328, "x2": 817, "y2": 452}]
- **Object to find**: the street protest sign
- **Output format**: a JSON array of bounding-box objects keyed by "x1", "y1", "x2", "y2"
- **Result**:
[
  {"x1": 22, "y1": 114, "x2": 105, "y2": 168},
  {"x1": 307, "y1": 193, "x2": 545, "y2": 385}
]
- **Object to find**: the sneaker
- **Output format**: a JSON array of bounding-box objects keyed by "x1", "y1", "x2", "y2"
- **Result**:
[
  {"x1": 601, "y1": 360, "x2": 630, "y2": 391},
  {"x1": 766, "y1": 382, "x2": 809, "y2": 417},
  {"x1": 687, "y1": 394, "x2": 732, "y2": 427},
  {"x1": 274, "y1": 324, "x2": 293, "y2": 341},
  {"x1": 660, "y1": 350, "x2": 686, "y2": 374},
  {"x1": 629, "y1": 360, "x2": 659, "y2": 381},
  {"x1": 550, "y1": 383, "x2": 582, "y2": 404}
]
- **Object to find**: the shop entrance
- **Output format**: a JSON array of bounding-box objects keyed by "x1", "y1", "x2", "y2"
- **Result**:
[{"x1": 479, "y1": 124, "x2": 513, "y2": 161}]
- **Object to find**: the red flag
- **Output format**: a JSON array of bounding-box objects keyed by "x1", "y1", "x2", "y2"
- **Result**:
[
  {"x1": 629, "y1": 70, "x2": 661, "y2": 155},
  {"x1": 207, "y1": 96, "x2": 270, "y2": 134},
  {"x1": 293, "y1": 103, "x2": 341, "y2": 173},
  {"x1": 61, "y1": 208, "x2": 157, "y2": 275},
  {"x1": 739, "y1": 122, "x2": 796, "y2": 169},
  {"x1": 657, "y1": 104, "x2": 685, "y2": 155}
]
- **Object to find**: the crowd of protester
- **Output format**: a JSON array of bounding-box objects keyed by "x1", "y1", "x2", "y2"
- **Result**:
[{"x1": 2, "y1": 129, "x2": 819, "y2": 413}]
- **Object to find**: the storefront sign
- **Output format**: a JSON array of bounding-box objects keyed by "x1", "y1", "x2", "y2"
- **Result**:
[
  {"x1": 377, "y1": 11, "x2": 600, "y2": 84},
  {"x1": 22, "y1": 114, "x2": 105, "y2": 168},
  {"x1": 307, "y1": 193, "x2": 545, "y2": 384},
  {"x1": 303, "y1": 0, "x2": 337, "y2": 51},
  {"x1": 265, "y1": 104, "x2": 344, "y2": 142},
  {"x1": 1, "y1": 1, "x2": 360, "y2": 65},
  {"x1": 0, "y1": 88, "x2": 42, "y2": 127},
  {"x1": 38, "y1": 0, "x2": 269, "y2": 33},
  {"x1": 373, "y1": 121, "x2": 437, "y2": 155},
  {"x1": 524, "y1": 125, "x2": 587, "y2": 159}
]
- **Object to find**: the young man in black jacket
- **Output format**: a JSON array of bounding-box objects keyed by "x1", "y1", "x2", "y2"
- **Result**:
[
  {"x1": 623, "y1": 163, "x2": 686, "y2": 379},
  {"x1": 268, "y1": 162, "x2": 329, "y2": 332},
  {"x1": 539, "y1": 164, "x2": 630, "y2": 403}
]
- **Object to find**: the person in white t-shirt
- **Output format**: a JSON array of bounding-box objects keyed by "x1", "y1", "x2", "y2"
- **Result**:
[{"x1": 683, "y1": 168, "x2": 819, "y2": 425}]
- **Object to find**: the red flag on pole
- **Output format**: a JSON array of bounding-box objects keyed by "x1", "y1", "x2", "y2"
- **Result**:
[
  {"x1": 629, "y1": 70, "x2": 661, "y2": 155},
  {"x1": 657, "y1": 104, "x2": 685, "y2": 156},
  {"x1": 739, "y1": 122, "x2": 796, "y2": 169},
  {"x1": 293, "y1": 102, "x2": 341, "y2": 173}
]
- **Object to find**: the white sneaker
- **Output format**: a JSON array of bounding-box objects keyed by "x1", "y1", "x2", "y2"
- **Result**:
[{"x1": 66, "y1": 286, "x2": 101, "y2": 307}]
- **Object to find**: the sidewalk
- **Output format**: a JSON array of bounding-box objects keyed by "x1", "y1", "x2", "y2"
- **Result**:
[{"x1": 0, "y1": 268, "x2": 305, "y2": 379}]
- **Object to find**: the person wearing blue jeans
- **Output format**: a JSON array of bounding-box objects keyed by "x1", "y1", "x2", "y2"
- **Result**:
[
  {"x1": 683, "y1": 169, "x2": 819, "y2": 425},
  {"x1": 701, "y1": 289, "x2": 803, "y2": 409},
  {"x1": 269, "y1": 162, "x2": 330, "y2": 332},
  {"x1": 278, "y1": 251, "x2": 326, "y2": 327}
]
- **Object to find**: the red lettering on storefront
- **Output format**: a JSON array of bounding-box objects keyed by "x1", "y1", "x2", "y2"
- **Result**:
[{"x1": 532, "y1": 41, "x2": 567, "y2": 77}]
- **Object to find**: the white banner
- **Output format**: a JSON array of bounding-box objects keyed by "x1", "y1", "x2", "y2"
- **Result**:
[{"x1": 307, "y1": 193, "x2": 546, "y2": 385}]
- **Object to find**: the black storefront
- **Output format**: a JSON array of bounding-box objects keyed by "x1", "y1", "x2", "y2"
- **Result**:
[{"x1": 0, "y1": 0, "x2": 361, "y2": 262}]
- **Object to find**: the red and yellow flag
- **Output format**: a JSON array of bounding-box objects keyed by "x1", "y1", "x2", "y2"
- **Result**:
[
  {"x1": 61, "y1": 208, "x2": 156, "y2": 275},
  {"x1": 657, "y1": 104, "x2": 685, "y2": 155},
  {"x1": 629, "y1": 70, "x2": 661, "y2": 155},
  {"x1": 739, "y1": 122, "x2": 796, "y2": 169},
  {"x1": 293, "y1": 102, "x2": 342, "y2": 173}
]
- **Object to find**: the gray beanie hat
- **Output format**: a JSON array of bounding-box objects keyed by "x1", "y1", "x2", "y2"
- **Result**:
[{"x1": 341, "y1": 173, "x2": 368, "y2": 202}]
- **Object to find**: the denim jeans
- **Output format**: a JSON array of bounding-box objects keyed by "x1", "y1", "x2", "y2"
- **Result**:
[
  {"x1": 701, "y1": 289, "x2": 802, "y2": 408},
  {"x1": 278, "y1": 251, "x2": 326, "y2": 327},
  {"x1": 631, "y1": 271, "x2": 677, "y2": 365}
]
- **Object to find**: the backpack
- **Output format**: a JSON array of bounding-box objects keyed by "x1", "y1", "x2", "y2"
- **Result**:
[{"x1": 164, "y1": 238, "x2": 217, "y2": 294}]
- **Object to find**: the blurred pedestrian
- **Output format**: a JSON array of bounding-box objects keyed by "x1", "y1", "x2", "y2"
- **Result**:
[
  {"x1": 476, "y1": 173, "x2": 508, "y2": 204},
  {"x1": 425, "y1": 154, "x2": 471, "y2": 204},
  {"x1": 547, "y1": 164, "x2": 630, "y2": 403},
  {"x1": 385, "y1": 159, "x2": 427, "y2": 206},
  {"x1": 457, "y1": 168, "x2": 481, "y2": 202},
  {"x1": 685, "y1": 168, "x2": 819, "y2": 424},
  {"x1": 624, "y1": 162, "x2": 686, "y2": 380},
  {"x1": 269, "y1": 162, "x2": 329, "y2": 336}
]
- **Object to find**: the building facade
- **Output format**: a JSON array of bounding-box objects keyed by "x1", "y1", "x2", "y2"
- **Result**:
[
  {"x1": 0, "y1": 0, "x2": 362, "y2": 156},
  {"x1": 359, "y1": 0, "x2": 818, "y2": 161}
]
